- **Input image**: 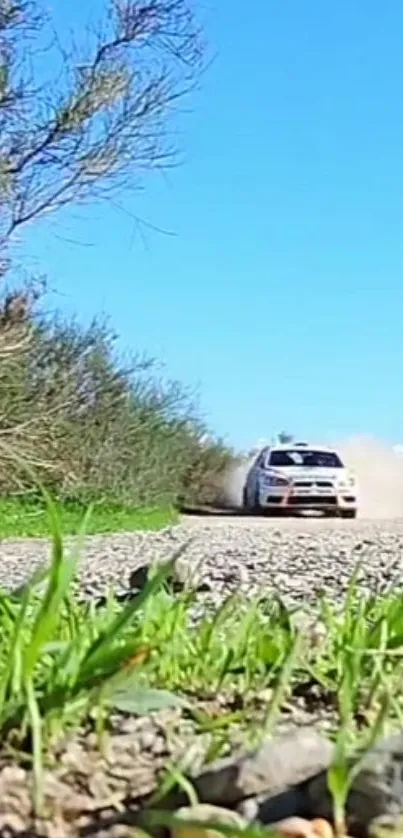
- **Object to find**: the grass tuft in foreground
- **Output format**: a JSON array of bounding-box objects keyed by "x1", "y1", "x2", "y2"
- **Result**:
[
  {"x1": 0, "y1": 496, "x2": 181, "y2": 809},
  {"x1": 1, "y1": 492, "x2": 403, "y2": 834}
]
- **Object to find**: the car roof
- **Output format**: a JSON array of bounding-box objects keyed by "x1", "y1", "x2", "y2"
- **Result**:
[{"x1": 266, "y1": 443, "x2": 337, "y2": 453}]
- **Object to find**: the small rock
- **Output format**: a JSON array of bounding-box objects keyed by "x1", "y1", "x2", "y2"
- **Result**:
[
  {"x1": 171, "y1": 804, "x2": 247, "y2": 838},
  {"x1": 172, "y1": 559, "x2": 211, "y2": 592},
  {"x1": 311, "y1": 819, "x2": 334, "y2": 838},
  {"x1": 236, "y1": 798, "x2": 260, "y2": 821},
  {"x1": 139, "y1": 730, "x2": 159, "y2": 751},
  {"x1": 306, "y1": 733, "x2": 403, "y2": 834},
  {"x1": 0, "y1": 765, "x2": 31, "y2": 824},
  {"x1": 188, "y1": 728, "x2": 333, "y2": 807},
  {"x1": 0, "y1": 812, "x2": 28, "y2": 833},
  {"x1": 369, "y1": 813, "x2": 403, "y2": 838},
  {"x1": 238, "y1": 787, "x2": 308, "y2": 825},
  {"x1": 272, "y1": 816, "x2": 318, "y2": 838},
  {"x1": 129, "y1": 566, "x2": 150, "y2": 590}
]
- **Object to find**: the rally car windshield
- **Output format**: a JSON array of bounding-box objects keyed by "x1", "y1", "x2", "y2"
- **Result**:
[{"x1": 268, "y1": 450, "x2": 344, "y2": 468}]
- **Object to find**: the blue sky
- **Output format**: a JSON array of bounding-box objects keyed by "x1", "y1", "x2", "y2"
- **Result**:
[{"x1": 19, "y1": 0, "x2": 403, "y2": 450}]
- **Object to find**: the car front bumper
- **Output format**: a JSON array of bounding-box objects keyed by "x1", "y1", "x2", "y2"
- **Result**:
[{"x1": 257, "y1": 483, "x2": 357, "y2": 511}]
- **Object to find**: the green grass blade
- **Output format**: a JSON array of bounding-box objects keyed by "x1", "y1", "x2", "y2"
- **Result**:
[
  {"x1": 80, "y1": 558, "x2": 177, "y2": 676},
  {"x1": 0, "y1": 584, "x2": 33, "y2": 721},
  {"x1": 23, "y1": 489, "x2": 77, "y2": 678},
  {"x1": 26, "y1": 678, "x2": 43, "y2": 813}
]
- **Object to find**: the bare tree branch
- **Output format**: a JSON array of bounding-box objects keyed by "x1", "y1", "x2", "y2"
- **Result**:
[{"x1": 0, "y1": 0, "x2": 204, "y2": 266}]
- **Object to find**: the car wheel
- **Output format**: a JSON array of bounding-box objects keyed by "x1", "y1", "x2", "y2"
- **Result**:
[
  {"x1": 242, "y1": 486, "x2": 249, "y2": 510},
  {"x1": 340, "y1": 509, "x2": 357, "y2": 519},
  {"x1": 253, "y1": 487, "x2": 263, "y2": 515}
]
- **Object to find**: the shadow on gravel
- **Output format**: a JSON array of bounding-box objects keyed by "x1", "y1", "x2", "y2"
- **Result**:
[
  {"x1": 179, "y1": 504, "x2": 248, "y2": 517},
  {"x1": 178, "y1": 505, "x2": 354, "y2": 520}
]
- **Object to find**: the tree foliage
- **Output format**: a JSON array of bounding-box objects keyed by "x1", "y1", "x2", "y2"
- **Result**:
[{"x1": 278, "y1": 431, "x2": 294, "y2": 444}]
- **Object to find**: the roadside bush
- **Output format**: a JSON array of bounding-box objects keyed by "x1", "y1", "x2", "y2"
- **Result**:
[
  {"x1": 177, "y1": 432, "x2": 236, "y2": 507},
  {"x1": 0, "y1": 288, "x2": 234, "y2": 507}
]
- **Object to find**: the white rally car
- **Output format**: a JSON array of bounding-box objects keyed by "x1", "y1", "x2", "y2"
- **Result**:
[{"x1": 242, "y1": 442, "x2": 358, "y2": 518}]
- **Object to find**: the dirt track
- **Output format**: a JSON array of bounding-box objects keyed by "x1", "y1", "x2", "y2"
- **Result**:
[
  {"x1": 0, "y1": 510, "x2": 402, "y2": 609},
  {"x1": 182, "y1": 507, "x2": 401, "y2": 526}
]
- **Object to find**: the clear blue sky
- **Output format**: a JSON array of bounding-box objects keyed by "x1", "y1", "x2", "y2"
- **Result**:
[{"x1": 19, "y1": 0, "x2": 403, "y2": 450}]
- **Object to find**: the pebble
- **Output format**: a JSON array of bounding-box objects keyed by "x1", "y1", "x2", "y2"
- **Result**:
[{"x1": 171, "y1": 804, "x2": 247, "y2": 838}]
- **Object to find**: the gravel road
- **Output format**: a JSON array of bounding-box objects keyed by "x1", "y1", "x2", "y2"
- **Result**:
[
  {"x1": 1, "y1": 514, "x2": 403, "y2": 605},
  {"x1": 1, "y1": 515, "x2": 403, "y2": 837}
]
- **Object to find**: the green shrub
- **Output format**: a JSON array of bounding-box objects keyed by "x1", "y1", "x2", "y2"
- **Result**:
[{"x1": 0, "y1": 290, "x2": 234, "y2": 508}]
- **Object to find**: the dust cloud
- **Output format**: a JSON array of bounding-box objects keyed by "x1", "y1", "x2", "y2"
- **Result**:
[
  {"x1": 220, "y1": 457, "x2": 255, "y2": 508},
  {"x1": 336, "y1": 436, "x2": 403, "y2": 519},
  {"x1": 221, "y1": 437, "x2": 403, "y2": 519}
]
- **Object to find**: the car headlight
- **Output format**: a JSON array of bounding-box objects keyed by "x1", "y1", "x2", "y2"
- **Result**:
[
  {"x1": 261, "y1": 473, "x2": 289, "y2": 487},
  {"x1": 338, "y1": 475, "x2": 356, "y2": 488}
]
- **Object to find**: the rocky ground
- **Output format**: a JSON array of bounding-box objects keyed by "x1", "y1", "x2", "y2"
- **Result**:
[
  {"x1": 1, "y1": 514, "x2": 403, "y2": 605},
  {"x1": 2, "y1": 514, "x2": 403, "y2": 837}
]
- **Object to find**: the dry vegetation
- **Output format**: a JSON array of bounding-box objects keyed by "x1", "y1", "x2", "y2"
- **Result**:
[{"x1": 0, "y1": 286, "x2": 234, "y2": 510}]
